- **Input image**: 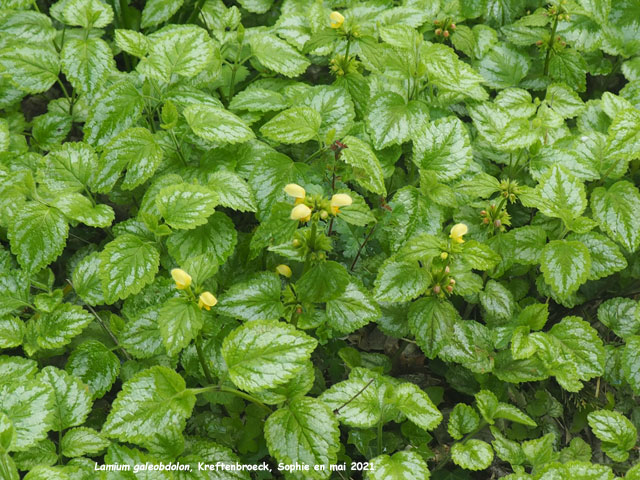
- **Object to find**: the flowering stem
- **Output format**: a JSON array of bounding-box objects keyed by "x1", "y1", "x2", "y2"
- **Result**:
[
  {"x1": 350, "y1": 224, "x2": 376, "y2": 271},
  {"x1": 543, "y1": 13, "x2": 559, "y2": 76},
  {"x1": 195, "y1": 334, "x2": 214, "y2": 385}
]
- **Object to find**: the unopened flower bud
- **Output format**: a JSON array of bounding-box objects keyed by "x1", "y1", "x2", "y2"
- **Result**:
[
  {"x1": 446, "y1": 285, "x2": 453, "y2": 293},
  {"x1": 444, "y1": 266, "x2": 450, "y2": 274},
  {"x1": 320, "y1": 210, "x2": 329, "y2": 219},
  {"x1": 443, "y1": 30, "x2": 449, "y2": 38},
  {"x1": 433, "y1": 285, "x2": 441, "y2": 294},
  {"x1": 536, "y1": 40, "x2": 543, "y2": 46},
  {"x1": 494, "y1": 219, "x2": 502, "y2": 228},
  {"x1": 440, "y1": 252, "x2": 448, "y2": 260},
  {"x1": 435, "y1": 28, "x2": 442, "y2": 36},
  {"x1": 275, "y1": 264, "x2": 292, "y2": 278},
  {"x1": 295, "y1": 305, "x2": 303, "y2": 314},
  {"x1": 450, "y1": 23, "x2": 456, "y2": 30},
  {"x1": 483, "y1": 217, "x2": 489, "y2": 224},
  {"x1": 450, "y1": 278, "x2": 456, "y2": 285},
  {"x1": 434, "y1": 19, "x2": 440, "y2": 25},
  {"x1": 292, "y1": 239, "x2": 301, "y2": 247},
  {"x1": 480, "y1": 210, "x2": 487, "y2": 216}
]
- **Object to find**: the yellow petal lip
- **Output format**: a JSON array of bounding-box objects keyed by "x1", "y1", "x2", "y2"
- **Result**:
[
  {"x1": 330, "y1": 11, "x2": 344, "y2": 28},
  {"x1": 449, "y1": 223, "x2": 468, "y2": 244},
  {"x1": 171, "y1": 268, "x2": 192, "y2": 289},
  {"x1": 330, "y1": 193, "x2": 352, "y2": 215},
  {"x1": 331, "y1": 193, "x2": 352, "y2": 208},
  {"x1": 284, "y1": 183, "x2": 306, "y2": 199},
  {"x1": 275, "y1": 264, "x2": 292, "y2": 278},
  {"x1": 198, "y1": 291, "x2": 217, "y2": 310},
  {"x1": 291, "y1": 203, "x2": 312, "y2": 222}
]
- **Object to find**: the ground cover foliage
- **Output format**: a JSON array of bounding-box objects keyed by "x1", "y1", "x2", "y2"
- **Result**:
[{"x1": 1, "y1": 0, "x2": 640, "y2": 478}]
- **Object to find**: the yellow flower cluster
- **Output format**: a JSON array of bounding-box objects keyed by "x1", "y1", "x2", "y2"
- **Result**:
[
  {"x1": 171, "y1": 268, "x2": 217, "y2": 310},
  {"x1": 284, "y1": 183, "x2": 353, "y2": 222}
]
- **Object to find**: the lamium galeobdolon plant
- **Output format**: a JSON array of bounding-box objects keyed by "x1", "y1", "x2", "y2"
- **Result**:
[{"x1": 1, "y1": 0, "x2": 640, "y2": 479}]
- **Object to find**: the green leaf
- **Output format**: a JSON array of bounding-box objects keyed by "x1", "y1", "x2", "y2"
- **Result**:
[
  {"x1": 184, "y1": 104, "x2": 255, "y2": 144},
  {"x1": 114, "y1": 29, "x2": 148, "y2": 58},
  {"x1": 480, "y1": 280, "x2": 515, "y2": 323},
  {"x1": 540, "y1": 240, "x2": 590, "y2": 298},
  {"x1": 207, "y1": 170, "x2": 257, "y2": 212},
  {"x1": 84, "y1": 79, "x2": 145, "y2": 147},
  {"x1": 140, "y1": 25, "x2": 216, "y2": 82},
  {"x1": 0, "y1": 317, "x2": 24, "y2": 349},
  {"x1": 29, "y1": 303, "x2": 93, "y2": 352},
  {"x1": 264, "y1": 397, "x2": 339, "y2": 477},
  {"x1": 607, "y1": 108, "x2": 640, "y2": 162},
  {"x1": 374, "y1": 259, "x2": 430, "y2": 303},
  {"x1": 158, "y1": 298, "x2": 203, "y2": 357},
  {"x1": 217, "y1": 272, "x2": 284, "y2": 322},
  {"x1": 477, "y1": 43, "x2": 529, "y2": 89},
  {"x1": 156, "y1": 183, "x2": 218, "y2": 230},
  {"x1": 102, "y1": 366, "x2": 196, "y2": 444},
  {"x1": 367, "y1": 451, "x2": 431, "y2": 480},
  {"x1": 8, "y1": 202, "x2": 68, "y2": 273},
  {"x1": 0, "y1": 42, "x2": 59, "y2": 94},
  {"x1": 319, "y1": 368, "x2": 393, "y2": 428},
  {"x1": 71, "y1": 252, "x2": 104, "y2": 306},
  {"x1": 448, "y1": 403, "x2": 480, "y2": 440},
  {"x1": 92, "y1": 127, "x2": 163, "y2": 193},
  {"x1": 591, "y1": 181, "x2": 640, "y2": 252},
  {"x1": 118, "y1": 306, "x2": 165, "y2": 359},
  {"x1": 301, "y1": 85, "x2": 355, "y2": 139},
  {"x1": 623, "y1": 336, "x2": 640, "y2": 395},
  {"x1": 65, "y1": 340, "x2": 120, "y2": 399},
  {"x1": 37, "y1": 367, "x2": 91, "y2": 431},
  {"x1": 546, "y1": 83, "x2": 585, "y2": 118},
  {"x1": 391, "y1": 382, "x2": 442, "y2": 431},
  {"x1": 461, "y1": 240, "x2": 501, "y2": 270},
  {"x1": 62, "y1": 0, "x2": 114, "y2": 28},
  {"x1": 60, "y1": 427, "x2": 108, "y2": 458},
  {"x1": 0, "y1": 379, "x2": 54, "y2": 452},
  {"x1": 366, "y1": 92, "x2": 429, "y2": 149},
  {"x1": 598, "y1": 298, "x2": 640, "y2": 339},
  {"x1": 166, "y1": 211, "x2": 237, "y2": 265},
  {"x1": 40, "y1": 141, "x2": 97, "y2": 193},
  {"x1": 468, "y1": 102, "x2": 537, "y2": 151},
  {"x1": 549, "y1": 316, "x2": 605, "y2": 381},
  {"x1": 395, "y1": 234, "x2": 445, "y2": 263},
  {"x1": 61, "y1": 37, "x2": 114, "y2": 95},
  {"x1": 424, "y1": 43, "x2": 487, "y2": 100},
  {"x1": 568, "y1": 232, "x2": 627, "y2": 280},
  {"x1": 99, "y1": 234, "x2": 160, "y2": 303},
  {"x1": 250, "y1": 33, "x2": 310, "y2": 77},
  {"x1": 229, "y1": 88, "x2": 288, "y2": 112},
  {"x1": 451, "y1": 439, "x2": 494, "y2": 471},
  {"x1": 49, "y1": 193, "x2": 114, "y2": 228},
  {"x1": 549, "y1": 48, "x2": 587, "y2": 92},
  {"x1": 260, "y1": 106, "x2": 321, "y2": 144},
  {"x1": 221, "y1": 320, "x2": 317, "y2": 392},
  {"x1": 297, "y1": 261, "x2": 350, "y2": 303},
  {"x1": 533, "y1": 165, "x2": 587, "y2": 220},
  {"x1": 412, "y1": 117, "x2": 472, "y2": 182},
  {"x1": 141, "y1": 0, "x2": 184, "y2": 28},
  {"x1": 340, "y1": 135, "x2": 386, "y2": 195},
  {"x1": 510, "y1": 226, "x2": 547, "y2": 265},
  {"x1": 408, "y1": 297, "x2": 457, "y2": 359},
  {"x1": 32, "y1": 112, "x2": 72, "y2": 150},
  {"x1": 326, "y1": 280, "x2": 380, "y2": 334},
  {"x1": 491, "y1": 427, "x2": 525, "y2": 467},
  {"x1": 587, "y1": 409, "x2": 637, "y2": 462}
]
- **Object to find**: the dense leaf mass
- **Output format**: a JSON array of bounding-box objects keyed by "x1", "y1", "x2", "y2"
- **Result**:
[{"x1": 0, "y1": 0, "x2": 640, "y2": 478}]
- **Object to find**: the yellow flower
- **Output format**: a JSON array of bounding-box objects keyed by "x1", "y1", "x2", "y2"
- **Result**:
[
  {"x1": 330, "y1": 11, "x2": 344, "y2": 29},
  {"x1": 330, "y1": 193, "x2": 352, "y2": 215},
  {"x1": 275, "y1": 264, "x2": 292, "y2": 278},
  {"x1": 198, "y1": 291, "x2": 217, "y2": 310},
  {"x1": 291, "y1": 203, "x2": 312, "y2": 222},
  {"x1": 449, "y1": 223, "x2": 468, "y2": 244},
  {"x1": 284, "y1": 183, "x2": 306, "y2": 204},
  {"x1": 171, "y1": 268, "x2": 192, "y2": 290}
]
